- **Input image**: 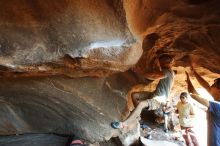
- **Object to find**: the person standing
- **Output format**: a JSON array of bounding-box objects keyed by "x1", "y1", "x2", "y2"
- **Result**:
[
  {"x1": 176, "y1": 92, "x2": 199, "y2": 146},
  {"x1": 162, "y1": 101, "x2": 173, "y2": 132},
  {"x1": 186, "y1": 67, "x2": 220, "y2": 146}
]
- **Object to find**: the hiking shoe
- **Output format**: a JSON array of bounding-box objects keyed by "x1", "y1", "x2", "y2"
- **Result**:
[
  {"x1": 164, "y1": 129, "x2": 168, "y2": 133},
  {"x1": 111, "y1": 121, "x2": 121, "y2": 129}
]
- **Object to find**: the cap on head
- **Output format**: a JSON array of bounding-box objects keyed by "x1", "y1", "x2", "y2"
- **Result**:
[{"x1": 158, "y1": 54, "x2": 174, "y2": 65}]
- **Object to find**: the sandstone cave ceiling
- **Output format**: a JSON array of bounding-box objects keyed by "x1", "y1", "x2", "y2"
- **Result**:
[{"x1": 0, "y1": 0, "x2": 220, "y2": 144}]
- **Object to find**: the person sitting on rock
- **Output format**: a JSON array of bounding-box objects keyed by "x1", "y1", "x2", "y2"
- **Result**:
[{"x1": 111, "y1": 54, "x2": 175, "y2": 132}]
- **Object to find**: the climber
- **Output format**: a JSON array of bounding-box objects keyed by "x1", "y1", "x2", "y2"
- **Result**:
[{"x1": 111, "y1": 54, "x2": 175, "y2": 132}]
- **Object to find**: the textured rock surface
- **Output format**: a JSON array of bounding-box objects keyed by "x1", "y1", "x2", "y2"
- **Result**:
[
  {"x1": 0, "y1": 0, "x2": 220, "y2": 145},
  {"x1": 0, "y1": 0, "x2": 141, "y2": 78},
  {"x1": 0, "y1": 76, "x2": 126, "y2": 142},
  {"x1": 125, "y1": 0, "x2": 220, "y2": 74},
  {"x1": 0, "y1": 134, "x2": 67, "y2": 146}
]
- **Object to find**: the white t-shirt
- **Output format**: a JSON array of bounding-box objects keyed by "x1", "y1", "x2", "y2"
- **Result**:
[
  {"x1": 177, "y1": 102, "x2": 195, "y2": 127},
  {"x1": 153, "y1": 68, "x2": 175, "y2": 100}
]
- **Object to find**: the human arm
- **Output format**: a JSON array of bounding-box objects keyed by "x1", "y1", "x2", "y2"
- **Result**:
[
  {"x1": 191, "y1": 66, "x2": 211, "y2": 92},
  {"x1": 190, "y1": 94, "x2": 209, "y2": 107},
  {"x1": 175, "y1": 103, "x2": 179, "y2": 119},
  {"x1": 189, "y1": 104, "x2": 195, "y2": 118},
  {"x1": 162, "y1": 103, "x2": 174, "y2": 114},
  {"x1": 143, "y1": 71, "x2": 165, "y2": 80},
  {"x1": 185, "y1": 71, "x2": 198, "y2": 94},
  {"x1": 185, "y1": 71, "x2": 210, "y2": 107},
  {"x1": 165, "y1": 106, "x2": 173, "y2": 113}
]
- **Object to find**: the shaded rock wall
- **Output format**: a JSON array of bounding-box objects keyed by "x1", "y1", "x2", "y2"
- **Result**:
[
  {"x1": 0, "y1": 76, "x2": 127, "y2": 142},
  {"x1": 0, "y1": 134, "x2": 67, "y2": 146}
]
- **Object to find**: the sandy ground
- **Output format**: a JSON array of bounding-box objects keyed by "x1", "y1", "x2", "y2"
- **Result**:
[
  {"x1": 139, "y1": 100, "x2": 207, "y2": 146},
  {"x1": 140, "y1": 121, "x2": 185, "y2": 146}
]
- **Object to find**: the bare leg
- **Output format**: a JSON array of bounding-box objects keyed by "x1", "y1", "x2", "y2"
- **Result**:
[
  {"x1": 124, "y1": 84, "x2": 148, "y2": 113},
  {"x1": 121, "y1": 106, "x2": 130, "y2": 121},
  {"x1": 114, "y1": 95, "x2": 159, "y2": 131},
  {"x1": 188, "y1": 129, "x2": 200, "y2": 146},
  {"x1": 182, "y1": 134, "x2": 190, "y2": 146},
  {"x1": 186, "y1": 129, "x2": 193, "y2": 146},
  {"x1": 123, "y1": 100, "x2": 149, "y2": 126},
  {"x1": 132, "y1": 92, "x2": 140, "y2": 107},
  {"x1": 164, "y1": 114, "x2": 168, "y2": 132},
  {"x1": 190, "y1": 134, "x2": 200, "y2": 146},
  {"x1": 182, "y1": 128, "x2": 193, "y2": 146},
  {"x1": 121, "y1": 92, "x2": 141, "y2": 120}
]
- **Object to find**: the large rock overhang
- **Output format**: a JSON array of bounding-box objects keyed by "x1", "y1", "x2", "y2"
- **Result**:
[{"x1": 0, "y1": 0, "x2": 220, "y2": 143}]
